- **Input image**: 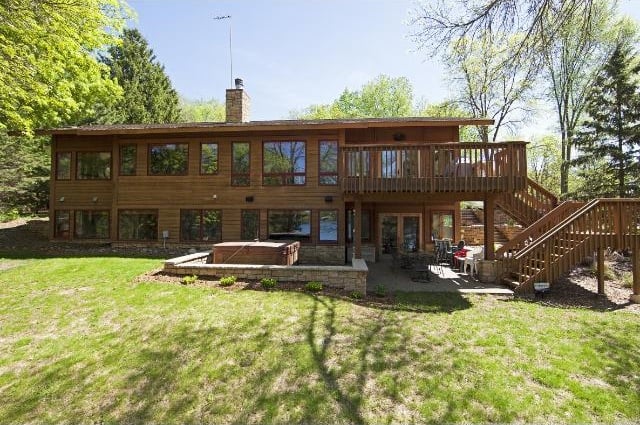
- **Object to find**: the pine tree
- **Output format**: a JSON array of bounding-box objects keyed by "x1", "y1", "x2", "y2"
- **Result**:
[
  {"x1": 572, "y1": 42, "x2": 640, "y2": 198},
  {"x1": 97, "y1": 29, "x2": 180, "y2": 124}
]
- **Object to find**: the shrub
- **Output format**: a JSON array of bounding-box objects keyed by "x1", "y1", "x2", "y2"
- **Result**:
[
  {"x1": 219, "y1": 275, "x2": 237, "y2": 287},
  {"x1": 305, "y1": 281, "x2": 323, "y2": 292},
  {"x1": 621, "y1": 271, "x2": 633, "y2": 288},
  {"x1": 350, "y1": 291, "x2": 363, "y2": 299},
  {"x1": 181, "y1": 274, "x2": 198, "y2": 285},
  {"x1": 260, "y1": 277, "x2": 277, "y2": 290},
  {"x1": 374, "y1": 284, "x2": 387, "y2": 298}
]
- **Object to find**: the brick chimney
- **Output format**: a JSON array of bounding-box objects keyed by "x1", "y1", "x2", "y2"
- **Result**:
[{"x1": 226, "y1": 78, "x2": 251, "y2": 123}]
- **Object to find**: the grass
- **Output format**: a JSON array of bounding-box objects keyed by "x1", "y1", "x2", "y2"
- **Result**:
[{"x1": 1, "y1": 256, "x2": 639, "y2": 423}]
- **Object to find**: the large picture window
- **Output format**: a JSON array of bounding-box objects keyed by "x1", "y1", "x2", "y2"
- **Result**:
[
  {"x1": 263, "y1": 141, "x2": 306, "y2": 185},
  {"x1": 149, "y1": 143, "x2": 188, "y2": 175},
  {"x1": 241, "y1": 210, "x2": 259, "y2": 240},
  {"x1": 77, "y1": 152, "x2": 111, "y2": 180},
  {"x1": 120, "y1": 145, "x2": 137, "y2": 176},
  {"x1": 268, "y1": 210, "x2": 311, "y2": 241},
  {"x1": 56, "y1": 152, "x2": 71, "y2": 180},
  {"x1": 74, "y1": 210, "x2": 109, "y2": 239},
  {"x1": 180, "y1": 209, "x2": 222, "y2": 242},
  {"x1": 232, "y1": 142, "x2": 250, "y2": 186},
  {"x1": 118, "y1": 210, "x2": 158, "y2": 240},
  {"x1": 432, "y1": 211, "x2": 453, "y2": 240},
  {"x1": 319, "y1": 140, "x2": 338, "y2": 185},
  {"x1": 54, "y1": 210, "x2": 70, "y2": 239},
  {"x1": 319, "y1": 210, "x2": 338, "y2": 243},
  {"x1": 200, "y1": 143, "x2": 218, "y2": 174}
]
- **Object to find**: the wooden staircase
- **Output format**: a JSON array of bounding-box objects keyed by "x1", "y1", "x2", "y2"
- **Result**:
[
  {"x1": 501, "y1": 199, "x2": 640, "y2": 293},
  {"x1": 496, "y1": 178, "x2": 558, "y2": 226}
]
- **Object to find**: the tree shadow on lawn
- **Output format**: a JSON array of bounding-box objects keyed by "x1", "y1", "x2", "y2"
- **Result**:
[
  {"x1": 1, "y1": 293, "x2": 420, "y2": 423},
  {"x1": 229, "y1": 293, "x2": 414, "y2": 424}
]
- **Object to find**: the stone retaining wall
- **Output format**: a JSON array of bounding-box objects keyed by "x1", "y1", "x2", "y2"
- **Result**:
[{"x1": 164, "y1": 253, "x2": 368, "y2": 294}]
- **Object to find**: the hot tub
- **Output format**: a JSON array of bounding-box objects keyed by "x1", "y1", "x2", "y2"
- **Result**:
[{"x1": 212, "y1": 241, "x2": 300, "y2": 265}]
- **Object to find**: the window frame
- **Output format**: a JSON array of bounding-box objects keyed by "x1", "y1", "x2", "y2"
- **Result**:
[
  {"x1": 240, "y1": 209, "x2": 260, "y2": 241},
  {"x1": 200, "y1": 142, "x2": 219, "y2": 175},
  {"x1": 55, "y1": 152, "x2": 72, "y2": 180},
  {"x1": 179, "y1": 209, "x2": 223, "y2": 242},
  {"x1": 117, "y1": 209, "x2": 159, "y2": 241},
  {"x1": 74, "y1": 210, "x2": 110, "y2": 239},
  {"x1": 76, "y1": 151, "x2": 112, "y2": 180},
  {"x1": 231, "y1": 141, "x2": 251, "y2": 186},
  {"x1": 119, "y1": 144, "x2": 137, "y2": 176},
  {"x1": 318, "y1": 140, "x2": 338, "y2": 186},
  {"x1": 148, "y1": 143, "x2": 189, "y2": 176},
  {"x1": 262, "y1": 140, "x2": 307, "y2": 186},
  {"x1": 318, "y1": 209, "x2": 339, "y2": 244},
  {"x1": 267, "y1": 209, "x2": 312, "y2": 242}
]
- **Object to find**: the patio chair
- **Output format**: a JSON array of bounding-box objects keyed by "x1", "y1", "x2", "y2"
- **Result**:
[
  {"x1": 463, "y1": 247, "x2": 484, "y2": 277},
  {"x1": 442, "y1": 239, "x2": 454, "y2": 265}
]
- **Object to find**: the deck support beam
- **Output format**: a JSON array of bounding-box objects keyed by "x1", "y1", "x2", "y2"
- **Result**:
[
  {"x1": 354, "y1": 198, "x2": 362, "y2": 260},
  {"x1": 484, "y1": 195, "x2": 495, "y2": 260},
  {"x1": 597, "y1": 246, "x2": 605, "y2": 295}
]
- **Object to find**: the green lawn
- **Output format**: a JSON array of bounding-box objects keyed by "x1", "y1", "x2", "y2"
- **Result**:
[{"x1": 0, "y1": 256, "x2": 639, "y2": 424}]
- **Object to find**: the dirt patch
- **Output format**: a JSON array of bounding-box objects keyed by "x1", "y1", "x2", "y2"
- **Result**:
[{"x1": 518, "y1": 260, "x2": 639, "y2": 313}]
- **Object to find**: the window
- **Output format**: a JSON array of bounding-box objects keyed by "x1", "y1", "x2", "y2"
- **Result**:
[
  {"x1": 268, "y1": 210, "x2": 311, "y2": 241},
  {"x1": 232, "y1": 142, "x2": 250, "y2": 186},
  {"x1": 319, "y1": 140, "x2": 338, "y2": 185},
  {"x1": 200, "y1": 143, "x2": 218, "y2": 174},
  {"x1": 149, "y1": 143, "x2": 188, "y2": 175},
  {"x1": 263, "y1": 141, "x2": 306, "y2": 185},
  {"x1": 56, "y1": 152, "x2": 71, "y2": 180},
  {"x1": 77, "y1": 152, "x2": 111, "y2": 180},
  {"x1": 319, "y1": 210, "x2": 338, "y2": 243},
  {"x1": 241, "y1": 210, "x2": 259, "y2": 240},
  {"x1": 432, "y1": 211, "x2": 453, "y2": 240},
  {"x1": 180, "y1": 209, "x2": 222, "y2": 242},
  {"x1": 54, "y1": 210, "x2": 70, "y2": 239},
  {"x1": 120, "y1": 145, "x2": 136, "y2": 176},
  {"x1": 74, "y1": 210, "x2": 109, "y2": 239},
  {"x1": 346, "y1": 210, "x2": 371, "y2": 242},
  {"x1": 118, "y1": 210, "x2": 158, "y2": 240}
]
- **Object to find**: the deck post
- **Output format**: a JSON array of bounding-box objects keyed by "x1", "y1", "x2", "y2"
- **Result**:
[
  {"x1": 354, "y1": 198, "x2": 362, "y2": 260},
  {"x1": 597, "y1": 246, "x2": 605, "y2": 295},
  {"x1": 484, "y1": 195, "x2": 495, "y2": 260},
  {"x1": 632, "y1": 238, "x2": 640, "y2": 303}
]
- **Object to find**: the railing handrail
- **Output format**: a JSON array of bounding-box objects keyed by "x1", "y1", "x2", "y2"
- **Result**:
[
  {"x1": 495, "y1": 201, "x2": 582, "y2": 257},
  {"x1": 526, "y1": 177, "x2": 559, "y2": 207},
  {"x1": 341, "y1": 141, "x2": 528, "y2": 150}
]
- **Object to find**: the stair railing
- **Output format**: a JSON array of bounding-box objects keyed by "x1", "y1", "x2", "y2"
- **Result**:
[
  {"x1": 496, "y1": 177, "x2": 558, "y2": 226},
  {"x1": 507, "y1": 199, "x2": 640, "y2": 293},
  {"x1": 496, "y1": 201, "x2": 583, "y2": 259}
]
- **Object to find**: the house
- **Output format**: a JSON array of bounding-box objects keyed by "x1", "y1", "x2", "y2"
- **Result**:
[{"x1": 46, "y1": 80, "x2": 640, "y2": 299}]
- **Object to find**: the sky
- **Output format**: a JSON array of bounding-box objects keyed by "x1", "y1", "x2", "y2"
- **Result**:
[{"x1": 128, "y1": 0, "x2": 640, "y2": 136}]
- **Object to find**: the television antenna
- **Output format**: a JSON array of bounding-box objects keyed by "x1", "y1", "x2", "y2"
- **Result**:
[{"x1": 214, "y1": 15, "x2": 233, "y2": 88}]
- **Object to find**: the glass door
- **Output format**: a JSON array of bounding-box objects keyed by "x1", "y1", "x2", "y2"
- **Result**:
[
  {"x1": 403, "y1": 216, "x2": 420, "y2": 252},
  {"x1": 381, "y1": 216, "x2": 398, "y2": 253}
]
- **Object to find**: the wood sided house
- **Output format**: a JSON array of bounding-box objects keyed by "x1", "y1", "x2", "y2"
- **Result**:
[{"x1": 46, "y1": 81, "x2": 640, "y2": 298}]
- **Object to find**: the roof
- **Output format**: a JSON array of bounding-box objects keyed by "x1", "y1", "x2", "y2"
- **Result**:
[{"x1": 43, "y1": 117, "x2": 494, "y2": 136}]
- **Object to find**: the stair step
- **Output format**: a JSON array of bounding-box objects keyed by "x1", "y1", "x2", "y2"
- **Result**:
[{"x1": 503, "y1": 277, "x2": 520, "y2": 289}]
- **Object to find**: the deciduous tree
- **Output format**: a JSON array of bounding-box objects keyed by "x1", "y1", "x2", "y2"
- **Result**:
[{"x1": 0, "y1": 0, "x2": 129, "y2": 132}]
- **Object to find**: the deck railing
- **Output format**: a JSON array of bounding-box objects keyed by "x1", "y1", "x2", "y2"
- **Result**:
[
  {"x1": 496, "y1": 178, "x2": 559, "y2": 226},
  {"x1": 505, "y1": 199, "x2": 640, "y2": 292},
  {"x1": 340, "y1": 141, "x2": 527, "y2": 194}
]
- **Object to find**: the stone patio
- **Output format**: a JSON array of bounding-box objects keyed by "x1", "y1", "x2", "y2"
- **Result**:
[{"x1": 367, "y1": 255, "x2": 514, "y2": 295}]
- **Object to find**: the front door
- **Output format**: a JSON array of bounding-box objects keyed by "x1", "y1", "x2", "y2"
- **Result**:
[{"x1": 380, "y1": 214, "x2": 421, "y2": 253}]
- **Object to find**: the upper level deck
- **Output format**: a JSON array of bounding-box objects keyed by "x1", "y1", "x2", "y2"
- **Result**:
[{"x1": 340, "y1": 141, "x2": 527, "y2": 194}]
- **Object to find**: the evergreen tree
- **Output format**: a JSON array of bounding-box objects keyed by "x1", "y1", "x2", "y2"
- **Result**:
[
  {"x1": 97, "y1": 28, "x2": 180, "y2": 124},
  {"x1": 572, "y1": 42, "x2": 640, "y2": 198}
]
